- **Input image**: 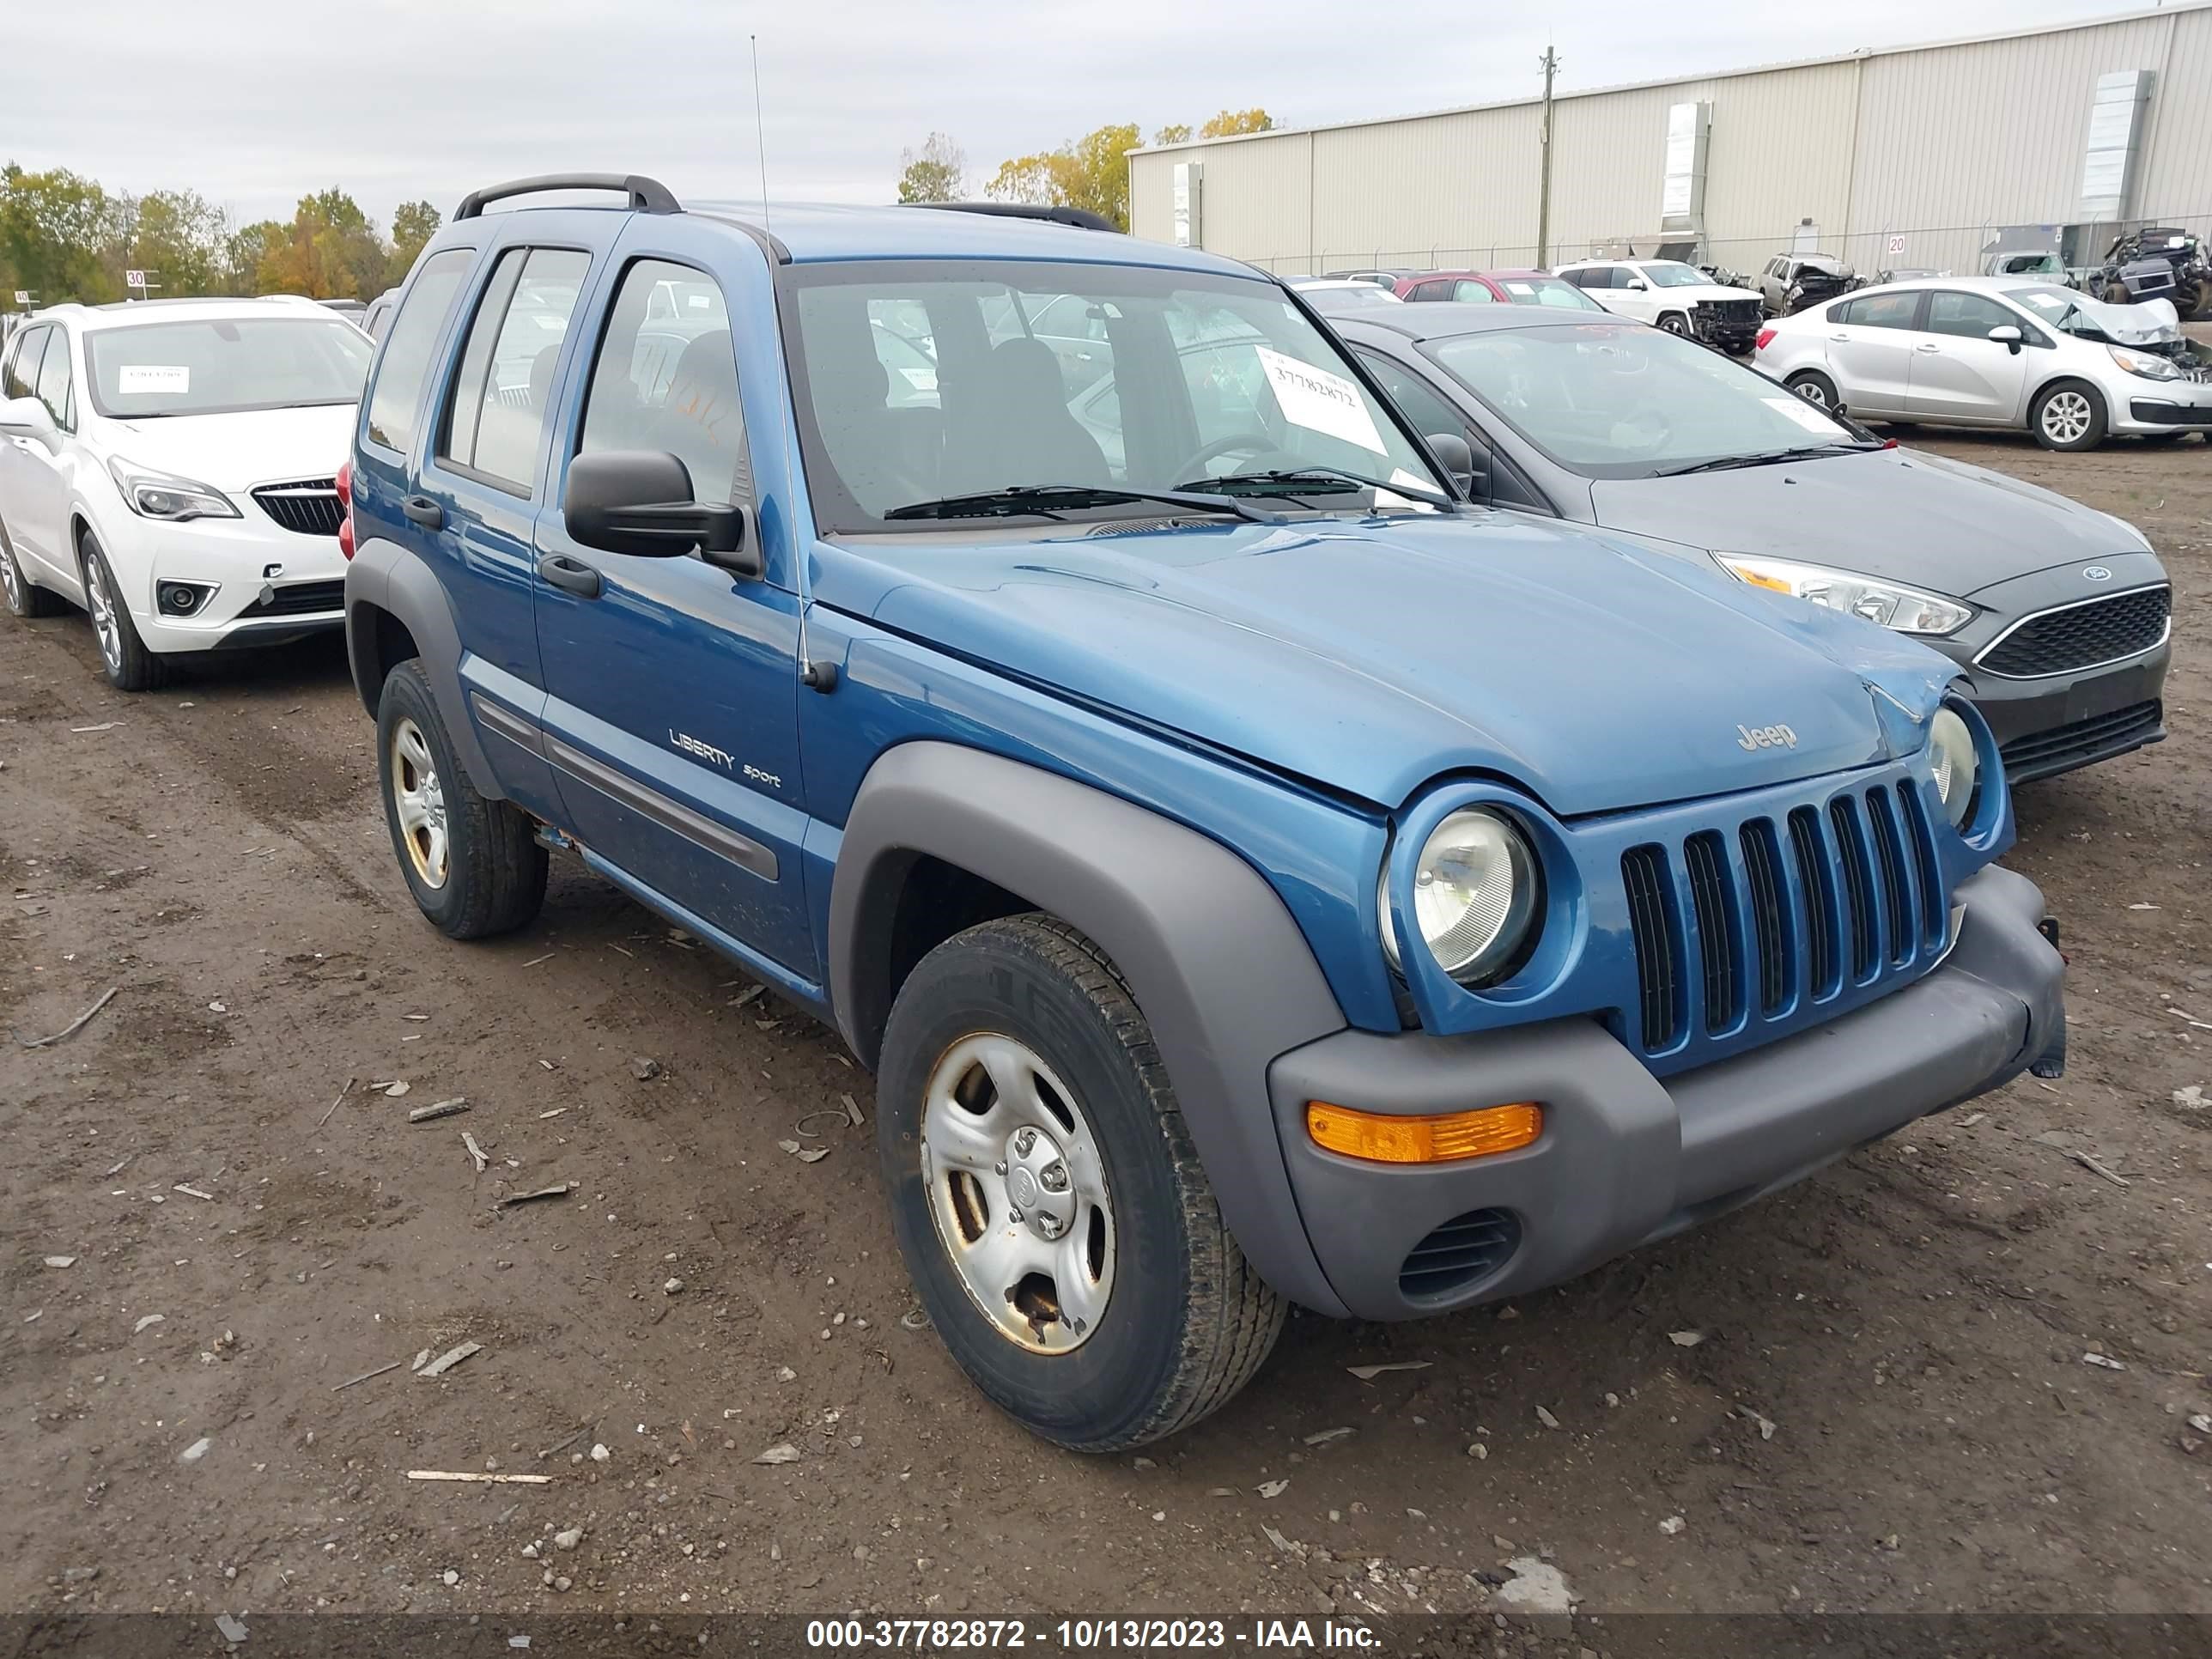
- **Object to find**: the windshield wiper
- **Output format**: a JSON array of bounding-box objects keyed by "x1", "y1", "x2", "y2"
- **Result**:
[
  {"x1": 884, "y1": 483, "x2": 1283, "y2": 524},
  {"x1": 1180, "y1": 466, "x2": 1457, "y2": 510},
  {"x1": 1654, "y1": 442, "x2": 1876, "y2": 477}
]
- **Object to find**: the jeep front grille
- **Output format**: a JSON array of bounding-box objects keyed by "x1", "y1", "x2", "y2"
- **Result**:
[{"x1": 1620, "y1": 781, "x2": 1948, "y2": 1060}]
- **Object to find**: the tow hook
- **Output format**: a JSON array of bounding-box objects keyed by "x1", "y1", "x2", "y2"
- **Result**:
[{"x1": 2029, "y1": 916, "x2": 2067, "y2": 1079}]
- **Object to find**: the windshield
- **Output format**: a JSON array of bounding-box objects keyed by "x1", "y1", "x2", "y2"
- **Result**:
[
  {"x1": 1638, "y1": 263, "x2": 1709, "y2": 289},
  {"x1": 86, "y1": 318, "x2": 370, "y2": 419},
  {"x1": 787, "y1": 259, "x2": 1444, "y2": 532},
  {"x1": 1494, "y1": 276, "x2": 1601, "y2": 311},
  {"x1": 1426, "y1": 320, "x2": 1862, "y2": 479}
]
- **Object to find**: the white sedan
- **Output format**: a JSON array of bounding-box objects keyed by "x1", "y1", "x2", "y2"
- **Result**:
[{"x1": 1753, "y1": 275, "x2": 2212, "y2": 451}]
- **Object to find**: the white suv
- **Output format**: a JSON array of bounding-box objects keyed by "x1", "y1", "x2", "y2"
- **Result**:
[
  {"x1": 1553, "y1": 258, "x2": 1765, "y2": 354},
  {"x1": 0, "y1": 296, "x2": 371, "y2": 690}
]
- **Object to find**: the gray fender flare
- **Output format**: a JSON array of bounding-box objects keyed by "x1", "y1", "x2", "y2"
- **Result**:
[
  {"x1": 830, "y1": 741, "x2": 1354, "y2": 1316},
  {"x1": 344, "y1": 533, "x2": 504, "y2": 799}
]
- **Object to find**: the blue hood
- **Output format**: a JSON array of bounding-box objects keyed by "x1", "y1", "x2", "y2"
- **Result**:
[{"x1": 813, "y1": 512, "x2": 1956, "y2": 816}]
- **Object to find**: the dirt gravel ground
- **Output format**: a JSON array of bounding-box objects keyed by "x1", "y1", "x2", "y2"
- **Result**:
[{"x1": 2, "y1": 431, "x2": 2208, "y2": 1630}]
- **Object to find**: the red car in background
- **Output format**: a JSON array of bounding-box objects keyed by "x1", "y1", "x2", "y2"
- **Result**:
[{"x1": 1393, "y1": 269, "x2": 1605, "y2": 310}]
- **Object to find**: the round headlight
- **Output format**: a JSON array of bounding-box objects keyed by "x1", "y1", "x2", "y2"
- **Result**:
[
  {"x1": 1379, "y1": 808, "x2": 1540, "y2": 986},
  {"x1": 1929, "y1": 706, "x2": 1979, "y2": 829}
]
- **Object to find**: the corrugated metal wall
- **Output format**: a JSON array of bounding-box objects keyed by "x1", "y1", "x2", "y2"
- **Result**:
[{"x1": 1129, "y1": 3, "x2": 2212, "y2": 278}]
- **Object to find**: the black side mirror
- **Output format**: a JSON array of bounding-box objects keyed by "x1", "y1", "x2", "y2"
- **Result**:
[
  {"x1": 1426, "y1": 432, "x2": 1489, "y2": 499},
  {"x1": 564, "y1": 450, "x2": 759, "y2": 577}
]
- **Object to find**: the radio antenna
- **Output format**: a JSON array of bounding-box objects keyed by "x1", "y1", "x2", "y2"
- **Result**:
[{"x1": 750, "y1": 33, "x2": 773, "y2": 239}]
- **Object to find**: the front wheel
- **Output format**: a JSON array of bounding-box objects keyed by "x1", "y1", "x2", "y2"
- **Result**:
[
  {"x1": 81, "y1": 535, "x2": 169, "y2": 691},
  {"x1": 2031, "y1": 380, "x2": 2107, "y2": 452},
  {"x1": 878, "y1": 915, "x2": 1284, "y2": 1451},
  {"x1": 1657, "y1": 312, "x2": 1691, "y2": 337},
  {"x1": 375, "y1": 660, "x2": 548, "y2": 938}
]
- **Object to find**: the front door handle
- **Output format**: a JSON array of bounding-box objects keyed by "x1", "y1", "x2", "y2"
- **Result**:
[
  {"x1": 1828, "y1": 332, "x2": 1850, "y2": 342},
  {"x1": 1915, "y1": 343, "x2": 1942, "y2": 353},
  {"x1": 538, "y1": 553, "x2": 603, "y2": 599},
  {"x1": 403, "y1": 495, "x2": 444, "y2": 530}
]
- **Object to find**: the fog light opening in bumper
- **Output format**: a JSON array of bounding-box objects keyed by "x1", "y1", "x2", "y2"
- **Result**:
[
  {"x1": 1306, "y1": 1100, "x2": 1542, "y2": 1164},
  {"x1": 157, "y1": 580, "x2": 218, "y2": 617}
]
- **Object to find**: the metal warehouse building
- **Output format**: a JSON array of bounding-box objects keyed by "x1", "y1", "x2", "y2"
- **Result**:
[{"x1": 1128, "y1": 1, "x2": 2212, "y2": 282}]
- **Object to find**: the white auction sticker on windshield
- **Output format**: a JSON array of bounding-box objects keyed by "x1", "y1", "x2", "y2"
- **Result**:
[
  {"x1": 1255, "y1": 345, "x2": 1385, "y2": 453},
  {"x1": 117, "y1": 365, "x2": 190, "y2": 395},
  {"x1": 1763, "y1": 395, "x2": 1837, "y2": 434}
]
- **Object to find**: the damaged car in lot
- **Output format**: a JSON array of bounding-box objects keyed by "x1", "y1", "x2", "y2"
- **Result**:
[
  {"x1": 1755, "y1": 276, "x2": 2212, "y2": 452},
  {"x1": 342, "y1": 177, "x2": 2065, "y2": 1449},
  {"x1": 1757, "y1": 252, "x2": 1860, "y2": 316},
  {"x1": 1334, "y1": 303, "x2": 2172, "y2": 784},
  {"x1": 2091, "y1": 227, "x2": 2206, "y2": 316},
  {"x1": 1553, "y1": 258, "x2": 1764, "y2": 353}
]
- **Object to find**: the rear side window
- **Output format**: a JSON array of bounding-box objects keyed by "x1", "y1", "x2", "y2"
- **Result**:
[
  {"x1": 578, "y1": 258, "x2": 750, "y2": 506},
  {"x1": 34, "y1": 328, "x2": 73, "y2": 430},
  {"x1": 1450, "y1": 281, "x2": 1495, "y2": 304},
  {"x1": 365, "y1": 248, "x2": 474, "y2": 455},
  {"x1": 3, "y1": 325, "x2": 48, "y2": 400},
  {"x1": 440, "y1": 247, "x2": 592, "y2": 494},
  {"x1": 1836, "y1": 291, "x2": 1921, "y2": 330}
]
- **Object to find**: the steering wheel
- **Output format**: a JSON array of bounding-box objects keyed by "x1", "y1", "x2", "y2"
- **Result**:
[{"x1": 1172, "y1": 431, "x2": 1295, "y2": 485}]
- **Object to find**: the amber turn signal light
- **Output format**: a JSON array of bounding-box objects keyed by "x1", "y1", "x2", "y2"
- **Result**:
[{"x1": 1305, "y1": 1100, "x2": 1543, "y2": 1164}]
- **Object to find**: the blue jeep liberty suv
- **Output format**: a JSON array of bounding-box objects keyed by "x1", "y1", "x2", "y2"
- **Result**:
[{"x1": 342, "y1": 174, "x2": 2066, "y2": 1450}]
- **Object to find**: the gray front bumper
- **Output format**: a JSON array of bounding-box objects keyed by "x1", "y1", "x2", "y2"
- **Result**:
[{"x1": 1266, "y1": 864, "x2": 2063, "y2": 1321}]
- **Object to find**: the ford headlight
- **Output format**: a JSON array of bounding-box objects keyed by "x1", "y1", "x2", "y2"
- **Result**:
[
  {"x1": 1715, "y1": 554, "x2": 1972, "y2": 636},
  {"x1": 1929, "y1": 706, "x2": 1979, "y2": 829},
  {"x1": 107, "y1": 457, "x2": 239, "y2": 521},
  {"x1": 1379, "y1": 809, "x2": 1540, "y2": 987},
  {"x1": 2106, "y1": 344, "x2": 2181, "y2": 382}
]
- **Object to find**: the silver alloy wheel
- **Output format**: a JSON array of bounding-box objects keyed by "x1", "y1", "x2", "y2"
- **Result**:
[
  {"x1": 919, "y1": 1032, "x2": 1116, "y2": 1354},
  {"x1": 1793, "y1": 378, "x2": 1829, "y2": 407},
  {"x1": 0, "y1": 544, "x2": 20, "y2": 611},
  {"x1": 390, "y1": 717, "x2": 451, "y2": 890},
  {"x1": 2042, "y1": 390, "x2": 2094, "y2": 445},
  {"x1": 85, "y1": 555, "x2": 122, "y2": 672}
]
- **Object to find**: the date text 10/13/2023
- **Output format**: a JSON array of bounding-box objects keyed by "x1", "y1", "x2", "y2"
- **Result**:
[{"x1": 805, "y1": 1618, "x2": 1384, "y2": 1650}]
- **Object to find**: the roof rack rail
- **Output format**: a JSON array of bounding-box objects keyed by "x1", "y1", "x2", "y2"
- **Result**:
[
  {"x1": 907, "y1": 202, "x2": 1121, "y2": 234},
  {"x1": 454, "y1": 173, "x2": 679, "y2": 221}
]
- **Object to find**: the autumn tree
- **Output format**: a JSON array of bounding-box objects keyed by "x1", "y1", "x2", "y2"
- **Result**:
[
  {"x1": 1152, "y1": 123, "x2": 1193, "y2": 147},
  {"x1": 117, "y1": 189, "x2": 230, "y2": 295},
  {"x1": 896, "y1": 133, "x2": 968, "y2": 204},
  {"x1": 1200, "y1": 108, "x2": 1273, "y2": 137},
  {"x1": 984, "y1": 122, "x2": 1141, "y2": 229},
  {"x1": 386, "y1": 200, "x2": 441, "y2": 288},
  {"x1": 257, "y1": 189, "x2": 386, "y2": 299}
]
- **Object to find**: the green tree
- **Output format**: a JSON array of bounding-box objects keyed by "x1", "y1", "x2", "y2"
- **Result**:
[
  {"x1": 0, "y1": 163, "x2": 121, "y2": 302},
  {"x1": 119, "y1": 189, "x2": 230, "y2": 295},
  {"x1": 983, "y1": 121, "x2": 1141, "y2": 229},
  {"x1": 1200, "y1": 108, "x2": 1273, "y2": 137},
  {"x1": 896, "y1": 133, "x2": 967, "y2": 204},
  {"x1": 387, "y1": 199, "x2": 441, "y2": 288},
  {"x1": 1152, "y1": 123, "x2": 1193, "y2": 147}
]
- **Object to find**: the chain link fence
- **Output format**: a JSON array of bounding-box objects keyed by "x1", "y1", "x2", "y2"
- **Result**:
[{"x1": 1248, "y1": 213, "x2": 2212, "y2": 288}]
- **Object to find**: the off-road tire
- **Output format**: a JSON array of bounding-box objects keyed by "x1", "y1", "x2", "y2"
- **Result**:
[
  {"x1": 2030, "y1": 380, "x2": 2108, "y2": 453},
  {"x1": 375, "y1": 660, "x2": 547, "y2": 939},
  {"x1": 878, "y1": 914, "x2": 1285, "y2": 1451},
  {"x1": 1786, "y1": 370, "x2": 1841, "y2": 411},
  {"x1": 81, "y1": 534, "x2": 169, "y2": 691},
  {"x1": 0, "y1": 517, "x2": 64, "y2": 618}
]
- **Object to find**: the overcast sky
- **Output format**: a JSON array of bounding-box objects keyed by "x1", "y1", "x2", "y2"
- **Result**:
[{"x1": 0, "y1": 0, "x2": 2164, "y2": 231}]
